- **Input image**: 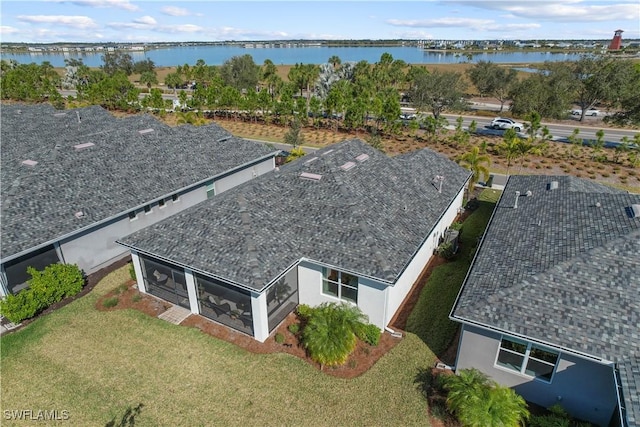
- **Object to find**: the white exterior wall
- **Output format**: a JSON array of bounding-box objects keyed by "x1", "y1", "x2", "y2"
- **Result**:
[
  {"x1": 297, "y1": 261, "x2": 388, "y2": 330},
  {"x1": 385, "y1": 188, "x2": 465, "y2": 325},
  {"x1": 214, "y1": 158, "x2": 274, "y2": 195},
  {"x1": 251, "y1": 291, "x2": 269, "y2": 342},
  {"x1": 456, "y1": 324, "x2": 617, "y2": 427},
  {"x1": 130, "y1": 250, "x2": 145, "y2": 293}
]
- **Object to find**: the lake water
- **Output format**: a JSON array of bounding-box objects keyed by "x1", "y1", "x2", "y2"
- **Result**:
[{"x1": 3, "y1": 45, "x2": 585, "y2": 68}]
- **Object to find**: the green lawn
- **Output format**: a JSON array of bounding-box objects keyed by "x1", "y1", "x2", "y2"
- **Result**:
[
  {"x1": 1, "y1": 191, "x2": 499, "y2": 426},
  {"x1": 1, "y1": 267, "x2": 434, "y2": 426},
  {"x1": 406, "y1": 189, "x2": 498, "y2": 355}
]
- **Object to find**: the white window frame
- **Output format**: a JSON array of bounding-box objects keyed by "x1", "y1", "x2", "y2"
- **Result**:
[
  {"x1": 495, "y1": 336, "x2": 559, "y2": 383},
  {"x1": 321, "y1": 268, "x2": 358, "y2": 304}
]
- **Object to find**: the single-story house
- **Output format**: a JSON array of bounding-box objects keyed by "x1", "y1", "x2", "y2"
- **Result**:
[
  {"x1": 117, "y1": 139, "x2": 471, "y2": 342},
  {"x1": 450, "y1": 175, "x2": 640, "y2": 427},
  {"x1": 0, "y1": 104, "x2": 278, "y2": 296}
]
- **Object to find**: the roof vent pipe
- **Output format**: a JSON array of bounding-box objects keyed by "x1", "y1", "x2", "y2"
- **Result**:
[
  {"x1": 76, "y1": 111, "x2": 81, "y2": 124},
  {"x1": 514, "y1": 191, "x2": 520, "y2": 209},
  {"x1": 434, "y1": 175, "x2": 444, "y2": 193}
]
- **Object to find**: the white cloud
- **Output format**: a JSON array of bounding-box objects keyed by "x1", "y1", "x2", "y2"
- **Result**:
[
  {"x1": 485, "y1": 23, "x2": 542, "y2": 32},
  {"x1": 448, "y1": 1, "x2": 639, "y2": 23},
  {"x1": 134, "y1": 16, "x2": 157, "y2": 26},
  {"x1": 161, "y1": 6, "x2": 190, "y2": 17},
  {"x1": 50, "y1": 0, "x2": 140, "y2": 12},
  {"x1": 17, "y1": 15, "x2": 98, "y2": 30},
  {"x1": 387, "y1": 17, "x2": 495, "y2": 29},
  {"x1": 0, "y1": 26, "x2": 20, "y2": 35},
  {"x1": 160, "y1": 24, "x2": 204, "y2": 34}
]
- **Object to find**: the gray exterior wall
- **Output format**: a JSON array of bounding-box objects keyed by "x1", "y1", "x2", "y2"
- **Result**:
[{"x1": 455, "y1": 324, "x2": 618, "y2": 426}]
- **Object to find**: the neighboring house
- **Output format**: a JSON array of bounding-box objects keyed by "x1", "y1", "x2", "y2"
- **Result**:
[
  {"x1": 0, "y1": 104, "x2": 277, "y2": 296},
  {"x1": 117, "y1": 139, "x2": 470, "y2": 342},
  {"x1": 450, "y1": 175, "x2": 640, "y2": 427}
]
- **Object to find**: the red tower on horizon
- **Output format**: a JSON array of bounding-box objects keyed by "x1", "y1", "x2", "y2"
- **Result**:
[{"x1": 609, "y1": 29, "x2": 623, "y2": 50}]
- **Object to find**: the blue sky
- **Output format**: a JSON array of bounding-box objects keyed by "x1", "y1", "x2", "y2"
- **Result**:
[{"x1": 1, "y1": 1, "x2": 638, "y2": 43}]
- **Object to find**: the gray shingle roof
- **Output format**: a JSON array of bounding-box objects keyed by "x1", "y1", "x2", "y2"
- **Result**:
[
  {"x1": 451, "y1": 174, "x2": 640, "y2": 424},
  {"x1": 118, "y1": 139, "x2": 470, "y2": 290},
  {"x1": 1, "y1": 104, "x2": 275, "y2": 260}
]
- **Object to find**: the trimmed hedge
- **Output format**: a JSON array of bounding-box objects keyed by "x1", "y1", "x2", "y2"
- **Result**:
[{"x1": 0, "y1": 264, "x2": 85, "y2": 324}]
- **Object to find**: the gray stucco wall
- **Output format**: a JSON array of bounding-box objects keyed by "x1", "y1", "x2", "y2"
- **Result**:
[{"x1": 455, "y1": 324, "x2": 618, "y2": 426}]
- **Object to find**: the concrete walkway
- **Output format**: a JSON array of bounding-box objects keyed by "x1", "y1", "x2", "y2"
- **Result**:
[{"x1": 158, "y1": 305, "x2": 191, "y2": 325}]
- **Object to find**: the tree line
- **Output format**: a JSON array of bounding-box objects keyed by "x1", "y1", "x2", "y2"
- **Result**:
[{"x1": 1, "y1": 51, "x2": 639, "y2": 131}]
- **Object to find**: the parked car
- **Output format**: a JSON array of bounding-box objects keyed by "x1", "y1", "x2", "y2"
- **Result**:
[
  {"x1": 571, "y1": 108, "x2": 600, "y2": 117},
  {"x1": 489, "y1": 117, "x2": 524, "y2": 132}
]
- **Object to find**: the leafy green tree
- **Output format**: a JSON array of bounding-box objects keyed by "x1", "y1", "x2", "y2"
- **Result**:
[
  {"x1": 459, "y1": 146, "x2": 491, "y2": 194},
  {"x1": 164, "y1": 72, "x2": 184, "y2": 93},
  {"x1": 220, "y1": 54, "x2": 260, "y2": 92},
  {"x1": 101, "y1": 51, "x2": 134, "y2": 76},
  {"x1": 133, "y1": 58, "x2": 155, "y2": 74},
  {"x1": 605, "y1": 61, "x2": 640, "y2": 126},
  {"x1": 467, "y1": 60, "x2": 518, "y2": 112},
  {"x1": 85, "y1": 71, "x2": 140, "y2": 111},
  {"x1": 139, "y1": 71, "x2": 158, "y2": 89},
  {"x1": 283, "y1": 119, "x2": 305, "y2": 148},
  {"x1": 510, "y1": 62, "x2": 576, "y2": 119},
  {"x1": 408, "y1": 69, "x2": 467, "y2": 119},
  {"x1": 301, "y1": 302, "x2": 367, "y2": 368},
  {"x1": 261, "y1": 59, "x2": 282, "y2": 99},
  {"x1": 142, "y1": 88, "x2": 165, "y2": 110},
  {"x1": 590, "y1": 129, "x2": 606, "y2": 161},
  {"x1": 614, "y1": 136, "x2": 631, "y2": 164}
]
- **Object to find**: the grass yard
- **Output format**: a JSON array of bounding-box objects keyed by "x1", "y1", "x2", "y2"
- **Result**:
[
  {"x1": 406, "y1": 189, "x2": 498, "y2": 356},
  {"x1": 1, "y1": 266, "x2": 436, "y2": 426}
]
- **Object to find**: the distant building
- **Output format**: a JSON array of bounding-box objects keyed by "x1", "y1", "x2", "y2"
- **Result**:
[{"x1": 609, "y1": 29, "x2": 623, "y2": 50}]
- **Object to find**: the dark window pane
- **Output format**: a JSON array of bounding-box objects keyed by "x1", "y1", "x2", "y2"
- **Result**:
[
  {"x1": 4, "y1": 245, "x2": 60, "y2": 294},
  {"x1": 340, "y1": 272, "x2": 358, "y2": 287},
  {"x1": 530, "y1": 346, "x2": 559, "y2": 364},
  {"x1": 500, "y1": 338, "x2": 527, "y2": 354},
  {"x1": 341, "y1": 285, "x2": 358, "y2": 303},
  {"x1": 325, "y1": 268, "x2": 339, "y2": 283},
  {"x1": 497, "y1": 350, "x2": 524, "y2": 372},
  {"x1": 526, "y1": 358, "x2": 555, "y2": 381},
  {"x1": 323, "y1": 280, "x2": 338, "y2": 297}
]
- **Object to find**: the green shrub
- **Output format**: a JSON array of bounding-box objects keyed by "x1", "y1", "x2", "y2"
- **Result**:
[
  {"x1": 128, "y1": 263, "x2": 136, "y2": 281},
  {"x1": 301, "y1": 302, "x2": 367, "y2": 367},
  {"x1": 449, "y1": 222, "x2": 463, "y2": 231},
  {"x1": 132, "y1": 294, "x2": 142, "y2": 303},
  {"x1": 274, "y1": 332, "x2": 285, "y2": 344},
  {"x1": 102, "y1": 297, "x2": 119, "y2": 308},
  {"x1": 356, "y1": 323, "x2": 381, "y2": 346},
  {"x1": 288, "y1": 323, "x2": 300, "y2": 334},
  {"x1": 0, "y1": 263, "x2": 85, "y2": 323},
  {"x1": 436, "y1": 242, "x2": 455, "y2": 260},
  {"x1": 296, "y1": 304, "x2": 315, "y2": 320},
  {"x1": 0, "y1": 289, "x2": 41, "y2": 323}
]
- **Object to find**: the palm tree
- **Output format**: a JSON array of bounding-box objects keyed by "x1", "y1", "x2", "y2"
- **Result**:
[
  {"x1": 459, "y1": 146, "x2": 491, "y2": 195},
  {"x1": 443, "y1": 369, "x2": 529, "y2": 427},
  {"x1": 301, "y1": 302, "x2": 367, "y2": 368},
  {"x1": 498, "y1": 128, "x2": 521, "y2": 175},
  {"x1": 328, "y1": 55, "x2": 342, "y2": 70}
]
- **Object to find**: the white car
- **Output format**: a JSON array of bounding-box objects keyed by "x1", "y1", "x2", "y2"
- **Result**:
[
  {"x1": 571, "y1": 108, "x2": 600, "y2": 117},
  {"x1": 489, "y1": 117, "x2": 524, "y2": 132}
]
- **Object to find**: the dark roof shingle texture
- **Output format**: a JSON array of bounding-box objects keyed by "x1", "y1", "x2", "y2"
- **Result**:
[
  {"x1": 452, "y1": 175, "x2": 640, "y2": 425},
  {"x1": 118, "y1": 139, "x2": 470, "y2": 290},
  {"x1": 1, "y1": 104, "x2": 275, "y2": 260}
]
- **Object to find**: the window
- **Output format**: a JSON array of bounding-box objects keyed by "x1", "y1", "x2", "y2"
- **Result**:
[
  {"x1": 496, "y1": 337, "x2": 559, "y2": 382},
  {"x1": 128, "y1": 211, "x2": 137, "y2": 221},
  {"x1": 172, "y1": 194, "x2": 179, "y2": 203},
  {"x1": 322, "y1": 268, "x2": 358, "y2": 303},
  {"x1": 158, "y1": 199, "x2": 166, "y2": 208},
  {"x1": 144, "y1": 205, "x2": 152, "y2": 214}
]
